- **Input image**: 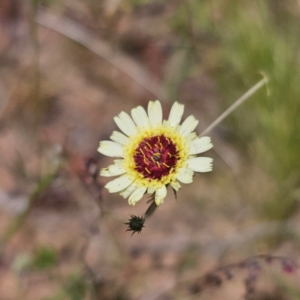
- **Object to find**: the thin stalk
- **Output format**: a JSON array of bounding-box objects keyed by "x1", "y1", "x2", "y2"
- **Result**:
[
  {"x1": 144, "y1": 200, "x2": 158, "y2": 220},
  {"x1": 200, "y1": 76, "x2": 268, "y2": 136}
]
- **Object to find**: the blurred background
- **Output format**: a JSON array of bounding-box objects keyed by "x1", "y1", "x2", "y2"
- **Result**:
[{"x1": 1, "y1": 0, "x2": 300, "y2": 299}]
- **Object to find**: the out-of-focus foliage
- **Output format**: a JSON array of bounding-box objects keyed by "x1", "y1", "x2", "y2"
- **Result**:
[
  {"x1": 33, "y1": 246, "x2": 57, "y2": 270},
  {"x1": 214, "y1": 1, "x2": 300, "y2": 221},
  {"x1": 170, "y1": 0, "x2": 300, "y2": 221}
]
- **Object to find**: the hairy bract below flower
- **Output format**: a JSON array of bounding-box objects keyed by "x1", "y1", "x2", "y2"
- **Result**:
[{"x1": 98, "y1": 100, "x2": 213, "y2": 206}]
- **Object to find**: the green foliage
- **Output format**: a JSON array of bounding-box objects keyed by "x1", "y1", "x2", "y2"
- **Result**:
[
  {"x1": 41, "y1": 274, "x2": 86, "y2": 300},
  {"x1": 219, "y1": 1, "x2": 300, "y2": 171},
  {"x1": 42, "y1": 294, "x2": 65, "y2": 300},
  {"x1": 211, "y1": 1, "x2": 300, "y2": 220},
  {"x1": 167, "y1": 0, "x2": 300, "y2": 221},
  {"x1": 171, "y1": 0, "x2": 215, "y2": 35},
  {"x1": 65, "y1": 274, "x2": 86, "y2": 300},
  {"x1": 33, "y1": 246, "x2": 57, "y2": 270},
  {"x1": 128, "y1": 0, "x2": 164, "y2": 7}
]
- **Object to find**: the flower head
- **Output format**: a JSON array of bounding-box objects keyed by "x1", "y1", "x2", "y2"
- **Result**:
[
  {"x1": 98, "y1": 100, "x2": 213, "y2": 206},
  {"x1": 125, "y1": 214, "x2": 145, "y2": 235}
]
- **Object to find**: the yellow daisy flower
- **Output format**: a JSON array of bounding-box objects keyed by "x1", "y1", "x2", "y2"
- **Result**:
[{"x1": 98, "y1": 100, "x2": 213, "y2": 206}]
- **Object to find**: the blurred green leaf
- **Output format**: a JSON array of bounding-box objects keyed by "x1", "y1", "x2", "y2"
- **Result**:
[
  {"x1": 65, "y1": 274, "x2": 86, "y2": 300},
  {"x1": 33, "y1": 246, "x2": 57, "y2": 270}
]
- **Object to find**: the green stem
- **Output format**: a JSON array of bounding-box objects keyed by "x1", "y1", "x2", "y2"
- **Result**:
[{"x1": 144, "y1": 199, "x2": 158, "y2": 220}]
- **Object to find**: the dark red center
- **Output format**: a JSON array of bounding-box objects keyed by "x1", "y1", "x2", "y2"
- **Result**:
[{"x1": 133, "y1": 135, "x2": 178, "y2": 180}]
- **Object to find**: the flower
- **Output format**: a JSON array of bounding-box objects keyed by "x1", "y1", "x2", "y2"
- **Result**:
[
  {"x1": 125, "y1": 214, "x2": 145, "y2": 235},
  {"x1": 98, "y1": 100, "x2": 213, "y2": 206}
]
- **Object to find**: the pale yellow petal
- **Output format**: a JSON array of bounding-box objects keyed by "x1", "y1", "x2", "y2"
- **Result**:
[
  {"x1": 187, "y1": 132, "x2": 197, "y2": 142},
  {"x1": 114, "y1": 111, "x2": 137, "y2": 136},
  {"x1": 98, "y1": 141, "x2": 123, "y2": 157},
  {"x1": 180, "y1": 115, "x2": 199, "y2": 136},
  {"x1": 148, "y1": 100, "x2": 162, "y2": 127},
  {"x1": 100, "y1": 164, "x2": 125, "y2": 177},
  {"x1": 189, "y1": 137, "x2": 213, "y2": 155},
  {"x1": 176, "y1": 167, "x2": 194, "y2": 183},
  {"x1": 131, "y1": 106, "x2": 150, "y2": 127},
  {"x1": 147, "y1": 186, "x2": 156, "y2": 194},
  {"x1": 168, "y1": 102, "x2": 184, "y2": 127},
  {"x1": 170, "y1": 181, "x2": 181, "y2": 191},
  {"x1": 155, "y1": 185, "x2": 167, "y2": 205},
  {"x1": 188, "y1": 157, "x2": 213, "y2": 172},
  {"x1": 120, "y1": 184, "x2": 136, "y2": 199},
  {"x1": 113, "y1": 159, "x2": 124, "y2": 165},
  {"x1": 128, "y1": 186, "x2": 147, "y2": 206},
  {"x1": 110, "y1": 131, "x2": 129, "y2": 145},
  {"x1": 105, "y1": 175, "x2": 133, "y2": 193}
]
